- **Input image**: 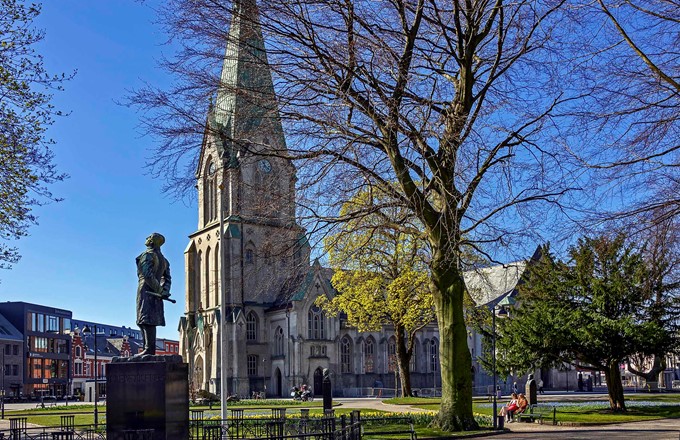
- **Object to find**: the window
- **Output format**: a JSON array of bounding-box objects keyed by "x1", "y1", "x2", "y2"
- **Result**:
[
  {"x1": 429, "y1": 339, "x2": 439, "y2": 373},
  {"x1": 364, "y1": 338, "x2": 375, "y2": 373},
  {"x1": 247, "y1": 354, "x2": 258, "y2": 377},
  {"x1": 274, "y1": 327, "x2": 284, "y2": 356},
  {"x1": 246, "y1": 312, "x2": 258, "y2": 342},
  {"x1": 3, "y1": 364, "x2": 8, "y2": 376},
  {"x1": 75, "y1": 362, "x2": 83, "y2": 376},
  {"x1": 3, "y1": 345, "x2": 9, "y2": 355},
  {"x1": 387, "y1": 337, "x2": 397, "y2": 373},
  {"x1": 310, "y1": 345, "x2": 327, "y2": 357},
  {"x1": 11, "y1": 365, "x2": 17, "y2": 376},
  {"x1": 341, "y1": 336, "x2": 352, "y2": 373},
  {"x1": 47, "y1": 315, "x2": 59, "y2": 333},
  {"x1": 30, "y1": 358, "x2": 43, "y2": 379},
  {"x1": 307, "y1": 305, "x2": 325, "y2": 339},
  {"x1": 36, "y1": 313, "x2": 45, "y2": 332},
  {"x1": 62, "y1": 318, "x2": 71, "y2": 334},
  {"x1": 410, "y1": 341, "x2": 418, "y2": 372},
  {"x1": 75, "y1": 346, "x2": 82, "y2": 357},
  {"x1": 245, "y1": 249, "x2": 254, "y2": 265},
  {"x1": 12, "y1": 344, "x2": 18, "y2": 355},
  {"x1": 30, "y1": 336, "x2": 48, "y2": 352}
]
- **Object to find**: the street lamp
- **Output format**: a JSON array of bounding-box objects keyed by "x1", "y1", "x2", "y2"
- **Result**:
[
  {"x1": 82, "y1": 325, "x2": 98, "y2": 428},
  {"x1": 492, "y1": 295, "x2": 514, "y2": 430},
  {"x1": 1, "y1": 342, "x2": 5, "y2": 419},
  {"x1": 262, "y1": 357, "x2": 266, "y2": 398}
]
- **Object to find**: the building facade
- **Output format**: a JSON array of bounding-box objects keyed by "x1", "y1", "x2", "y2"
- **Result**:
[
  {"x1": 0, "y1": 302, "x2": 71, "y2": 397},
  {"x1": 0, "y1": 312, "x2": 24, "y2": 397}
]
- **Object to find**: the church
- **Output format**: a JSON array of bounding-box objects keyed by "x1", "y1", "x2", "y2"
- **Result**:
[{"x1": 177, "y1": 0, "x2": 541, "y2": 398}]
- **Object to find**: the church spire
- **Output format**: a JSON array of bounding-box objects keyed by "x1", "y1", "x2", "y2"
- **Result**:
[{"x1": 213, "y1": 0, "x2": 285, "y2": 153}]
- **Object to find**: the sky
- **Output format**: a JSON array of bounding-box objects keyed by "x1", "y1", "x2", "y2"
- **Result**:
[{"x1": 0, "y1": 1, "x2": 194, "y2": 339}]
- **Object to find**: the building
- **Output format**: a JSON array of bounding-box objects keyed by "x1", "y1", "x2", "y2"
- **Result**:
[
  {"x1": 71, "y1": 319, "x2": 142, "y2": 341},
  {"x1": 0, "y1": 302, "x2": 71, "y2": 397},
  {"x1": 177, "y1": 0, "x2": 443, "y2": 398},
  {"x1": 0, "y1": 312, "x2": 24, "y2": 397}
]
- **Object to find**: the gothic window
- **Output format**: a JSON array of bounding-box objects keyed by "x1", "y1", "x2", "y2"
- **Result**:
[
  {"x1": 204, "y1": 159, "x2": 218, "y2": 224},
  {"x1": 340, "y1": 336, "x2": 352, "y2": 373},
  {"x1": 429, "y1": 339, "x2": 439, "y2": 373},
  {"x1": 410, "y1": 340, "x2": 418, "y2": 372},
  {"x1": 364, "y1": 338, "x2": 375, "y2": 373},
  {"x1": 274, "y1": 327, "x2": 284, "y2": 356},
  {"x1": 247, "y1": 354, "x2": 258, "y2": 376},
  {"x1": 205, "y1": 247, "x2": 212, "y2": 308},
  {"x1": 246, "y1": 312, "x2": 258, "y2": 342},
  {"x1": 214, "y1": 244, "x2": 220, "y2": 307},
  {"x1": 245, "y1": 249, "x2": 254, "y2": 264},
  {"x1": 307, "y1": 305, "x2": 325, "y2": 339},
  {"x1": 196, "y1": 251, "x2": 203, "y2": 309},
  {"x1": 75, "y1": 346, "x2": 81, "y2": 358},
  {"x1": 387, "y1": 337, "x2": 397, "y2": 373}
]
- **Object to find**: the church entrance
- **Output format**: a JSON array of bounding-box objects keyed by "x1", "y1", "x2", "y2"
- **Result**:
[
  {"x1": 275, "y1": 368, "x2": 282, "y2": 397},
  {"x1": 313, "y1": 367, "x2": 323, "y2": 396}
]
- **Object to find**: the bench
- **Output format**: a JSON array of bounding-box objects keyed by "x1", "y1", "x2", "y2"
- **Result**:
[{"x1": 516, "y1": 404, "x2": 556, "y2": 425}]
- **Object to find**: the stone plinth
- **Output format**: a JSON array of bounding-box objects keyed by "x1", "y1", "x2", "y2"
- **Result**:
[{"x1": 106, "y1": 355, "x2": 188, "y2": 440}]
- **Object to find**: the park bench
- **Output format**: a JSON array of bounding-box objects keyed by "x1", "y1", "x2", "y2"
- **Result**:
[
  {"x1": 516, "y1": 404, "x2": 556, "y2": 425},
  {"x1": 362, "y1": 416, "x2": 417, "y2": 439}
]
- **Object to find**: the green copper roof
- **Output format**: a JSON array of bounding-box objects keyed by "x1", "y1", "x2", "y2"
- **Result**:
[{"x1": 213, "y1": 0, "x2": 286, "y2": 150}]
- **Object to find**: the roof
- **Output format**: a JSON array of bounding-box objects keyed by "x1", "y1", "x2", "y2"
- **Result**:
[
  {"x1": 463, "y1": 261, "x2": 528, "y2": 307},
  {"x1": 0, "y1": 312, "x2": 22, "y2": 341}
]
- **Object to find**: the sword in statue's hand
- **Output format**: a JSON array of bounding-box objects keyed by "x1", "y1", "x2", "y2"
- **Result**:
[{"x1": 148, "y1": 290, "x2": 177, "y2": 304}]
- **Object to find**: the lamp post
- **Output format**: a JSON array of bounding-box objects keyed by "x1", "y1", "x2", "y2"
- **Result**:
[
  {"x1": 1, "y1": 342, "x2": 5, "y2": 419},
  {"x1": 492, "y1": 296, "x2": 513, "y2": 430},
  {"x1": 262, "y1": 357, "x2": 266, "y2": 398},
  {"x1": 82, "y1": 325, "x2": 98, "y2": 428},
  {"x1": 432, "y1": 354, "x2": 436, "y2": 393}
]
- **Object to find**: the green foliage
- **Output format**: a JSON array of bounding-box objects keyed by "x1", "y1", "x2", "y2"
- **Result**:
[
  {"x1": 0, "y1": 0, "x2": 71, "y2": 269},
  {"x1": 495, "y1": 235, "x2": 678, "y2": 410}
]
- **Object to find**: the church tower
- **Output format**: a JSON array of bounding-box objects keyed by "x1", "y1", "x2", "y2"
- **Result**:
[{"x1": 179, "y1": 0, "x2": 310, "y2": 397}]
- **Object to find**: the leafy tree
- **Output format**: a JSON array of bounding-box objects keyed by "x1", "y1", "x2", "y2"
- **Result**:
[
  {"x1": 317, "y1": 190, "x2": 435, "y2": 397},
  {"x1": 496, "y1": 236, "x2": 677, "y2": 411},
  {"x1": 0, "y1": 0, "x2": 70, "y2": 269}
]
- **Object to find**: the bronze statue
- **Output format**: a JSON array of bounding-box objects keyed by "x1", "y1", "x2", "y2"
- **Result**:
[{"x1": 135, "y1": 232, "x2": 173, "y2": 356}]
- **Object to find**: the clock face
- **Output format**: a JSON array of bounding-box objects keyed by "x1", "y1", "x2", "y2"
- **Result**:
[{"x1": 258, "y1": 159, "x2": 272, "y2": 173}]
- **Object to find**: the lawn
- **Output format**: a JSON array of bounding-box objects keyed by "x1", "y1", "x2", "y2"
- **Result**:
[{"x1": 386, "y1": 393, "x2": 680, "y2": 425}]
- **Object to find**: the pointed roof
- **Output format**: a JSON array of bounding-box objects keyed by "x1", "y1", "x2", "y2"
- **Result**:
[{"x1": 212, "y1": 0, "x2": 286, "y2": 151}]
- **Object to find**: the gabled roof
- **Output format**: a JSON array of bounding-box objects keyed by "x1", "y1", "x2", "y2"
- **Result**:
[{"x1": 464, "y1": 261, "x2": 528, "y2": 307}]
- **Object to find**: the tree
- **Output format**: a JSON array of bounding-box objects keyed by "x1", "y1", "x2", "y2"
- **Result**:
[
  {"x1": 130, "y1": 0, "x2": 579, "y2": 430},
  {"x1": 496, "y1": 236, "x2": 677, "y2": 411},
  {"x1": 0, "y1": 0, "x2": 70, "y2": 270},
  {"x1": 316, "y1": 189, "x2": 435, "y2": 397},
  {"x1": 573, "y1": 1, "x2": 679, "y2": 227}
]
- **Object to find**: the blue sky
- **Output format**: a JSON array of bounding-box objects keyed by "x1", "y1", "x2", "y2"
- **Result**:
[{"x1": 0, "y1": 1, "x2": 194, "y2": 339}]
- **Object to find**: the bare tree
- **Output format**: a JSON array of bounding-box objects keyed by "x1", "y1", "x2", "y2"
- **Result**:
[
  {"x1": 571, "y1": 1, "x2": 679, "y2": 228},
  {"x1": 130, "y1": 0, "x2": 582, "y2": 430}
]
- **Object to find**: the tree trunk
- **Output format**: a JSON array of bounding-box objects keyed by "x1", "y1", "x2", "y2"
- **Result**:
[
  {"x1": 394, "y1": 325, "x2": 413, "y2": 397},
  {"x1": 431, "y1": 263, "x2": 478, "y2": 431},
  {"x1": 603, "y1": 360, "x2": 626, "y2": 412}
]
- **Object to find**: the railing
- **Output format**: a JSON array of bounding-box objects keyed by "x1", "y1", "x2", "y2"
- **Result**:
[{"x1": 0, "y1": 409, "x2": 366, "y2": 440}]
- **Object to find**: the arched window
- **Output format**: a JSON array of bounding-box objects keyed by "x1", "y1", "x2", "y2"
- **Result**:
[
  {"x1": 340, "y1": 336, "x2": 352, "y2": 373},
  {"x1": 205, "y1": 247, "x2": 212, "y2": 308},
  {"x1": 246, "y1": 312, "x2": 258, "y2": 342},
  {"x1": 75, "y1": 346, "x2": 81, "y2": 358},
  {"x1": 275, "y1": 326, "x2": 284, "y2": 356},
  {"x1": 204, "y1": 159, "x2": 217, "y2": 224},
  {"x1": 387, "y1": 337, "x2": 397, "y2": 373},
  {"x1": 214, "y1": 243, "x2": 220, "y2": 307},
  {"x1": 196, "y1": 251, "x2": 202, "y2": 309},
  {"x1": 364, "y1": 337, "x2": 375, "y2": 373},
  {"x1": 410, "y1": 340, "x2": 418, "y2": 372},
  {"x1": 307, "y1": 305, "x2": 325, "y2": 339},
  {"x1": 429, "y1": 339, "x2": 439, "y2": 373}
]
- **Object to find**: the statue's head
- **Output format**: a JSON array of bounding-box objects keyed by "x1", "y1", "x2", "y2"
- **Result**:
[{"x1": 145, "y1": 232, "x2": 166, "y2": 248}]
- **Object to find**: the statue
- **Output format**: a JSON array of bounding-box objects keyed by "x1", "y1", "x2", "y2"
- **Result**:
[{"x1": 135, "y1": 232, "x2": 173, "y2": 356}]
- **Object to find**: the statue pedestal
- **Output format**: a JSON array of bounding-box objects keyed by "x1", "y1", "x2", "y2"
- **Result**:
[{"x1": 106, "y1": 355, "x2": 189, "y2": 440}]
